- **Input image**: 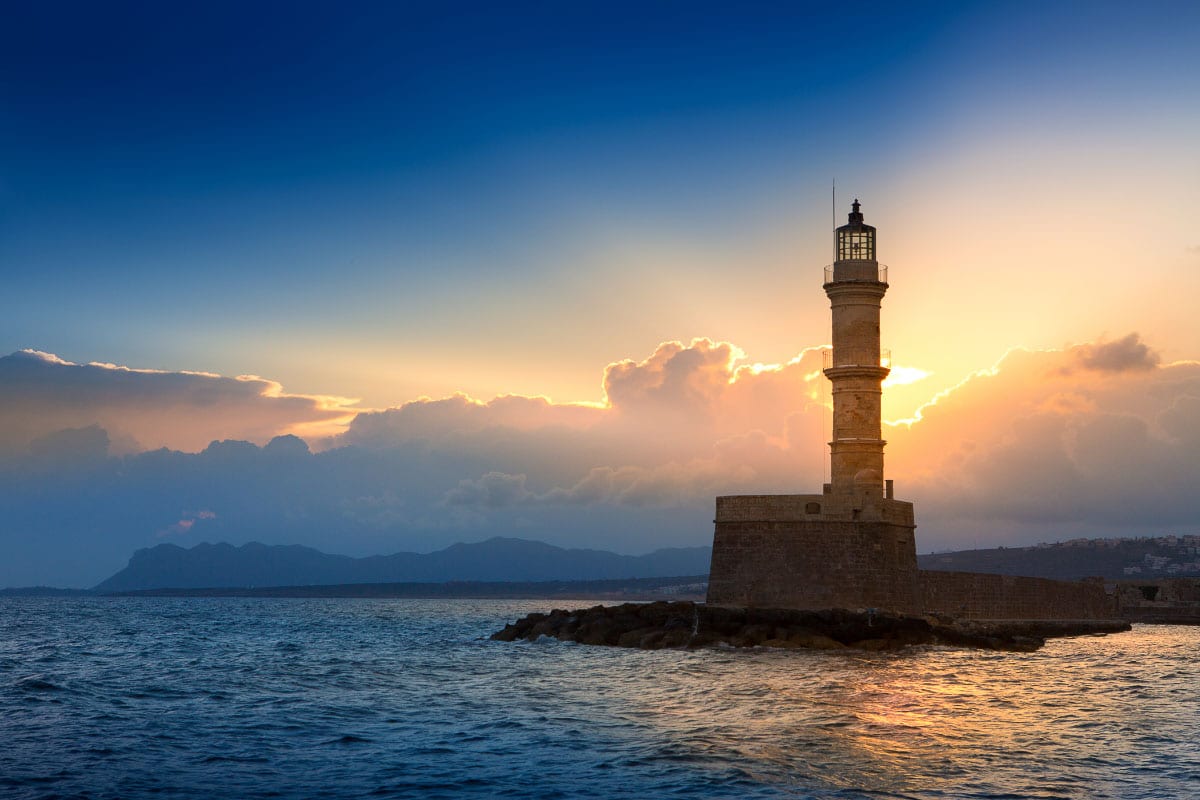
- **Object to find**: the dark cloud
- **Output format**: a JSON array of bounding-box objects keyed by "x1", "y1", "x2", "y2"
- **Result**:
[
  {"x1": 443, "y1": 459, "x2": 760, "y2": 511},
  {"x1": 26, "y1": 425, "x2": 110, "y2": 469},
  {"x1": 1160, "y1": 395, "x2": 1200, "y2": 445},
  {"x1": 1075, "y1": 333, "x2": 1159, "y2": 373},
  {"x1": 0, "y1": 350, "x2": 357, "y2": 458},
  {"x1": 443, "y1": 471, "x2": 533, "y2": 508}
]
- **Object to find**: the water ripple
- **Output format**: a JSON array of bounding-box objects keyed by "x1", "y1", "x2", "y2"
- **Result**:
[{"x1": 0, "y1": 598, "x2": 1197, "y2": 799}]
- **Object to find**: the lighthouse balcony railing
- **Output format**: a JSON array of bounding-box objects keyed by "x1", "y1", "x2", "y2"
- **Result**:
[
  {"x1": 823, "y1": 348, "x2": 892, "y2": 370},
  {"x1": 824, "y1": 264, "x2": 888, "y2": 284}
]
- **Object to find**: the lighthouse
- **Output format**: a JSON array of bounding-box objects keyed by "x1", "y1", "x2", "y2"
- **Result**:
[
  {"x1": 824, "y1": 199, "x2": 889, "y2": 497},
  {"x1": 706, "y1": 199, "x2": 918, "y2": 612},
  {"x1": 703, "y1": 200, "x2": 1123, "y2": 621}
]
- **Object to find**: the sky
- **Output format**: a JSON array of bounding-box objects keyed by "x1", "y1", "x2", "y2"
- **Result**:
[{"x1": 2, "y1": 1, "x2": 1199, "y2": 586}]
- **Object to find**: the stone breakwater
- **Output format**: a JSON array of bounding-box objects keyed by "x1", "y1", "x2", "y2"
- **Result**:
[{"x1": 490, "y1": 601, "x2": 1131, "y2": 652}]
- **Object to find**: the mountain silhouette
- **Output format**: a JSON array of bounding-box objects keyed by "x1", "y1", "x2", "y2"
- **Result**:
[{"x1": 94, "y1": 537, "x2": 713, "y2": 591}]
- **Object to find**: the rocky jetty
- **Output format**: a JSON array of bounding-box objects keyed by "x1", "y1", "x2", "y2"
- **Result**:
[{"x1": 491, "y1": 601, "x2": 1131, "y2": 652}]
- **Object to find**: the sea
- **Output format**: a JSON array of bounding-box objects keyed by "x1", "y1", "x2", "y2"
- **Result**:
[{"x1": 1, "y1": 598, "x2": 1197, "y2": 800}]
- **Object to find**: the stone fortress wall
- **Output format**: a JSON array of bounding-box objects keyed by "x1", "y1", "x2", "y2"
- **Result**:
[
  {"x1": 708, "y1": 494, "x2": 1118, "y2": 620},
  {"x1": 1113, "y1": 578, "x2": 1200, "y2": 623},
  {"x1": 918, "y1": 570, "x2": 1113, "y2": 620}
]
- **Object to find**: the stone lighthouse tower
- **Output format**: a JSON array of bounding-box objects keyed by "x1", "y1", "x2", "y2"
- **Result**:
[
  {"x1": 706, "y1": 200, "x2": 919, "y2": 613},
  {"x1": 825, "y1": 199, "x2": 889, "y2": 497}
]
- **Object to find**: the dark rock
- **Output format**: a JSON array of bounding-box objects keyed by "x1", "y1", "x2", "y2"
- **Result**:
[
  {"x1": 639, "y1": 630, "x2": 668, "y2": 649},
  {"x1": 794, "y1": 633, "x2": 844, "y2": 649},
  {"x1": 491, "y1": 624, "x2": 521, "y2": 642},
  {"x1": 490, "y1": 601, "x2": 1132, "y2": 652}
]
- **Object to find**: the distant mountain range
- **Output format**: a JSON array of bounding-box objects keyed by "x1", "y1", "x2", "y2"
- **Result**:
[
  {"x1": 8, "y1": 534, "x2": 1194, "y2": 596},
  {"x1": 918, "y1": 535, "x2": 1200, "y2": 581},
  {"x1": 102, "y1": 575, "x2": 710, "y2": 600},
  {"x1": 93, "y1": 537, "x2": 715, "y2": 592}
]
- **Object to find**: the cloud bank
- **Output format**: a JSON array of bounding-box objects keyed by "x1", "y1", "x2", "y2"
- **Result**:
[
  {"x1": 0, "y1": 350, "x2": 358, "y2": 457},
  {"x1": 1, "y1": 333, "x2": 1197, "y2": 586}
]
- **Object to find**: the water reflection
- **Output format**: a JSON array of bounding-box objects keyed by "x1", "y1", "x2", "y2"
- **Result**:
[{"x1": 619, "y1": 629, "x2": 1199, "y2": 799}]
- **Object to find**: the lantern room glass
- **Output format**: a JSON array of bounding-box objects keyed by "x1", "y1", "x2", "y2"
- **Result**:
[{"x1": 837, "y1": 229, "x2": 875, "y2": 261}]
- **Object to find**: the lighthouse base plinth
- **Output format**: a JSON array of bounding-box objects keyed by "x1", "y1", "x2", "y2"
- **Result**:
[{"x1": 706, "y1": 494, "x2": 919, "y2": 614}]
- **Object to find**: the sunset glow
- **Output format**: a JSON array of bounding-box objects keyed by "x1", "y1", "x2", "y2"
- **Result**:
[{"x1": 1, "y1": 1, "x2": 1199, "y2": 588}]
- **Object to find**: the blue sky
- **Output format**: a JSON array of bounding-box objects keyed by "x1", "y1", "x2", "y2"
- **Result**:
[{"x1": 7, "y1": 1, "x2": 1196, "y2": 406}]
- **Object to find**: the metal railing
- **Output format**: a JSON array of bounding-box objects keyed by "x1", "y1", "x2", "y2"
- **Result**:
[
  {"x1": 823, "y1": 348, "x2": 891, "y2": 370},
  {"x1": 824, "y1": 264, "x2": 888, "y2": 284}
]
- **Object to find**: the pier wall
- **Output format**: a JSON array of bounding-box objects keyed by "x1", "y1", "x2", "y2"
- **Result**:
[{"x1": 918, "y1": 570, "x2": 1115, "y2": 620}]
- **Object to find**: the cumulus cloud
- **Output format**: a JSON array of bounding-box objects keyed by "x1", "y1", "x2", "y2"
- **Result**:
[
  {"x1": 603, "y1": 338, "x2": 743, "y2": 415},
  {"x1": 341, "y1": 392, "x2": 602, "y2": 448},
  {"x1": 361, "y1": 332, "x2": 1196, "y2": 551},
  {"x1": 342, "y1": 338, "x2": 824, "y2": 513},
  {"x1": 0, "y1": 350, "x2": 359, "y2": 458},
  {"x1": 888, "y1": 339, "x2": 1200, "y2": 548}
]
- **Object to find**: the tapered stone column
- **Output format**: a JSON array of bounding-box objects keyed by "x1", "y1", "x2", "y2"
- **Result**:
[{"x1": 823, "y1": 200, "x2": 888, "y2": 496}]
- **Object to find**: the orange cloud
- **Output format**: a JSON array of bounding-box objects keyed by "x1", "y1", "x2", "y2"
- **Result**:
[
  {"x1": 603, "y1": 338, "x2": 743, "y2": 415},
  {"x1": 887, "y1": 335, "x2": 1200, "y2": 547},
  {"x1": 346, "y1": 333, "x2": 1200, "y2": 550}
]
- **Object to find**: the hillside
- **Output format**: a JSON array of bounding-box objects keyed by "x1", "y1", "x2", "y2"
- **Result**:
[
  {"x1": 94, "y1": 537, "x2": 714, "y2": 592},
  {"x1": 918, "y1": 536, "x2": 1200, "y2": 581}
]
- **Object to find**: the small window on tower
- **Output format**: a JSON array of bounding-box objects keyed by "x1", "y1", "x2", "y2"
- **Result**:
[{"x1": 805, "y1": 502, "x2": 821, "y2": 514}]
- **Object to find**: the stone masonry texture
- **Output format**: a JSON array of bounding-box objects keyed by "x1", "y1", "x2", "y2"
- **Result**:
[{"x1": 707, "y1": 495, "x2": 1117, "y2": 620}]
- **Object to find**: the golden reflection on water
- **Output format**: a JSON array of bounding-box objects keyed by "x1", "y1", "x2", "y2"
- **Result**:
[{"x1": 622, "y1": 626, "x2": 1200, "y2": 798}]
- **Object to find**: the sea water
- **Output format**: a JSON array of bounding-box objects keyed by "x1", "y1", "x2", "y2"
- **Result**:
[{"x1": 1, "y1": 597, "x2": 1197, "y2": 799}]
